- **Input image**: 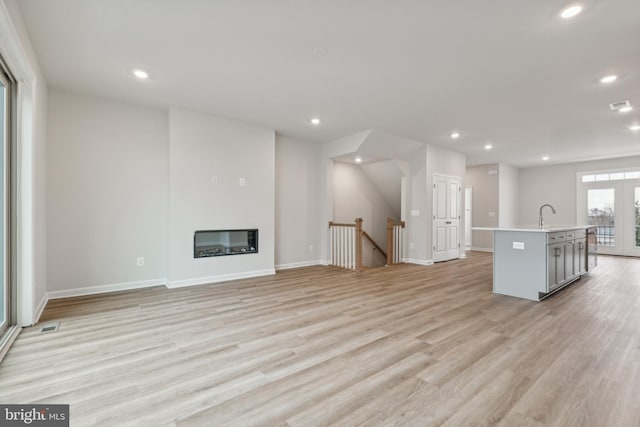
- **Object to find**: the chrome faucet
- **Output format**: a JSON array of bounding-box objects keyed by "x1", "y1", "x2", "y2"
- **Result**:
[{"x1": 539, "y1": 204, "x2": 556, "y2": 228}]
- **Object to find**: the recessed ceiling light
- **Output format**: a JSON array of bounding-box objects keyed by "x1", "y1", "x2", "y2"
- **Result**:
[
  {"x1": 600, "y1": 75, "x2": 618, "y2": 84},
  {"x1": 133, "y1": 69, "x2": 149, "y2": 79},
  {"x1": 354, "y1": 156, "x2": 363, "y2": 163},
  {"x1": 450, "y1": 132, "x2": 460, "y2": 139},
  {"x1": 560, "y1": 4, "x2": 583, "y2": 19},
  {"x1": 619, "y1": 106, "x2": 633, "y2": 113},
  {"x1": 310, "y1": 117, "x2": 321, "y2": 125},
  {"x1": 542, "y1": 156, "x2": 550, "y2": 161},
  {"x1": 629, "y1": 124, "x2": 640, "y2": 131},
  {"x1": 484, "y1": 144, "x2": 493, "y2": 150}
]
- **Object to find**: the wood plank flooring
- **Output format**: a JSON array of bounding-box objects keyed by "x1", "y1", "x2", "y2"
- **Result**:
[{"x1": 1, "y1": 252, "x2": 639, "y2": 426}]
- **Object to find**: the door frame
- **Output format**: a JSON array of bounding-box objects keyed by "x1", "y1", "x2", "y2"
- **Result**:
[
  {"x1": 577, "y1": 170, "x2": 640, "y2": 257},
  {"x1": 432, "y1": 173, "x2": 462, "y2": 262},
  {"x1": 464, "y1": 186, "x2": 472, "y2": 249},
  {"x1": 0, "y1": 54, "x2": 17, "y2": 347}
]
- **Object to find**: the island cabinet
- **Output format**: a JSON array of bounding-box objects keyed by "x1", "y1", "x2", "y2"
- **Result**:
[{"x1": 485, "y1": 226, "x2": 596, "y2": 301}]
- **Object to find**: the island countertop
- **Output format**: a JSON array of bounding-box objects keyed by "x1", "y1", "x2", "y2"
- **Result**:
[
  {"x1": 472, "y1": 225, "x2": 588, "y2": 233},
  {"x1": 476, "y1": 226, "x2": 597, "y2": 301}
]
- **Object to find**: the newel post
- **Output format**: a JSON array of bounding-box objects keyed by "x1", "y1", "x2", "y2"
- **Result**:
[
  {"x1": 355, "y1": 218, "x2": 363, "y2": 271},
  {"x1": 386, "y1": 218, "x2": 394, "y2": 265}
]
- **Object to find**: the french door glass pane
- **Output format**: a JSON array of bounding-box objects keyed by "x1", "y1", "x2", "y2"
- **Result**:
[
  {"x1": 588, "y1": 188, "x2": 615, "y2": 246},
  {"x1": 635, "y1": 187, "x2": 640, "y2": 248},
  {"x1": 0, "y1": 79, "x2": 5, "y2": 328}
]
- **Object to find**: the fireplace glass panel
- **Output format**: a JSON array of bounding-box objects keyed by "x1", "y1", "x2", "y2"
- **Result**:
[{"x1": 194, "y1": 229, "x2": 258, "y2": 258}]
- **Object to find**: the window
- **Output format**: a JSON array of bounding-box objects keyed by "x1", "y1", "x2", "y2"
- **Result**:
[{"x1": 582, "y1": 170, "x2": 640, "y2": 183}]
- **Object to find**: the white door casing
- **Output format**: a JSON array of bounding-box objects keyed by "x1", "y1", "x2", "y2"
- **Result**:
[
  {"x1": 580, "y1": 176, "x2": 640, "y2": 257},
  {"x1": 433, "y1": 174, "x2": 461, "y2": 262}
]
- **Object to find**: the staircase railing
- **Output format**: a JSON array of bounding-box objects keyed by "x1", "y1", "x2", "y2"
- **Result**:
[
  {"x1": 386, "y1": 217, "x2": 406, "y2": 265},
  {"x1": 328, "y1": 219, "x2": 362, "y2": 270},
  {"x1": 362, "y1": 230, "x2": 388, "y2": 268},
  {"x1": 329, "y1": 218, "x2": 402, "y2": 270}
]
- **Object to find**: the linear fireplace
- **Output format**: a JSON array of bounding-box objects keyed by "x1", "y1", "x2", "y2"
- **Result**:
[{"x1": 194, "y1": 229, "x2": 258, "y2": 258}]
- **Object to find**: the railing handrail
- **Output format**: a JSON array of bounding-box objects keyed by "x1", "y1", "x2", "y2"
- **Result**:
[
  {"x1": 362, "y1": 230, "x2": 388, "y2": 259},
  {"x1": 328, "y1": 221, "x2": 356, "y2": 228}
]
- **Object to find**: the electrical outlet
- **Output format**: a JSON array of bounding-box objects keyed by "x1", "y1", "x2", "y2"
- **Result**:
[
  {"x1": 137, "y1": 257, "x2": 144, "y2": 267},
  {"x1": 308, "y1": 244, "x2": 314, "y2": 252},
  {"x1": 239, "y1": 177, "x2": 246, "y2": 186},
  {"x1": 212, "y1": 176, "x2": 218, "y2": 185}
]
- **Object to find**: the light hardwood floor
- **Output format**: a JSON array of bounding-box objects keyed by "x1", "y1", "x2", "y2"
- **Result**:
[{"x1": 1, "y1": 252, "x2": 639, "y2": 426}]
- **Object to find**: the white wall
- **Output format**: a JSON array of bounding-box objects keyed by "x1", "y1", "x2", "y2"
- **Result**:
[
  {"x1": 360, "y1": 160, "x2": 403, "y2": 217},
  {"x1": 1, "y1": 0, "x2": 48, "y2": 324},
  {"x1": 47, "y1": 91, "x2": 168, "y2": 293},
  {"x1": 498, "y1": 163, "x2": 519, "y2": 227},
  {"x1": 332, "y1": 161, "x2": 398, "y2": 248},
  {"x1": 406, "y1": 146, "x2": 428, "y2": 262},
  {"x1": 168, "y1": 108, "x2": 275, "y2": 286},
  {"x1": 519, "y1": 155, "x2": 640, "y2": 226},
  {"x1": 275, "y1": 135, "x2": 323, "y2": 269},
  {"x1": 466, "y1": 164, "x2": 499, "y2": 251}
]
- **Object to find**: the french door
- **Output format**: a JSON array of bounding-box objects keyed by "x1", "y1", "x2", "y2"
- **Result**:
[
  {"x1": 585, "y1": 180, "x2": 640, "y2": 257},
  {"x1": 0, "y1": 59, "x2": 15, "y2": 339},
  {"x1": 433, "y1": 174, "x2": 461, "y2": 262}
]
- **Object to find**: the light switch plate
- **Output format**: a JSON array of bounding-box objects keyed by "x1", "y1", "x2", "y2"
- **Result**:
[
  {"x1": 411, "y1": 210, "x2": 420, "y2": 217},
  {"x1": 513, "y1": 242, "x2": 525, "y2": 250}
]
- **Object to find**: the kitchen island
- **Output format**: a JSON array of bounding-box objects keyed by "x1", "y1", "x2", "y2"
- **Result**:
[{"x1": 473, "y1": 226, "x2": 597, "y2": 301}]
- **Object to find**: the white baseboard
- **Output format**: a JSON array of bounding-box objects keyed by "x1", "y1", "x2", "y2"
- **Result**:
[
  {"x1": 471, "y1": 247, "x2": 494, "y2": 253},
  {"x1": 275, "y1": 260, "x2": 323, "y2": 270},
  {"x1": 405, "y1": 258, "x2": 434, "y2": 266},
  {"x1": 33, "y1": 292, "x2": 49, "y2": 325},
  {"x1": 167, "y1": 269, "x2": 275, "y2": 288},
  {"x1": 48, "y1": 279, "x2": 166, "y2": 300}
]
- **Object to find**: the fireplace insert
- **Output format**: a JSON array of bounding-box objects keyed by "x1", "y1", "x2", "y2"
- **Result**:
[{"x1": 194, "y1": 229, "x2": 258, "y2": 258}]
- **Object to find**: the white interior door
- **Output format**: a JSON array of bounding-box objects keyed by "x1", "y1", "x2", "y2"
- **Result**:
[
  {"x1": 464, "y1": 187, "x2": 472, "y2": 249},
  {"x1": 433, "y1": 174, "x2": 461, "y2": 262}
]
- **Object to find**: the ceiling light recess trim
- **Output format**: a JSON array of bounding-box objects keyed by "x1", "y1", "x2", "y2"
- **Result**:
[
  {"x1": 310, "y1": 117, "x2": 321, "y2": 125},
  {"x1": 450, "y1": 132, "x2": 460, "y2": 139},
  {"x1": 484, "y1": 144, "x2": 493, "y2": 150},
  {"x1": 629, "y1": 124, "x2": 640, "y2": 131}
]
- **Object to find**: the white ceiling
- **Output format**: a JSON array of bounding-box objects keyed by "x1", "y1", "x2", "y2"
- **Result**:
[{"x1": 17, "y1": 0, "x2": 640, "y2": 168}]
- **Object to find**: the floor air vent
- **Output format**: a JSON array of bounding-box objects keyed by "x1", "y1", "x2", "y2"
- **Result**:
[{"x1": 41, "y1": 321, "x2": 60, "y2": 333}]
